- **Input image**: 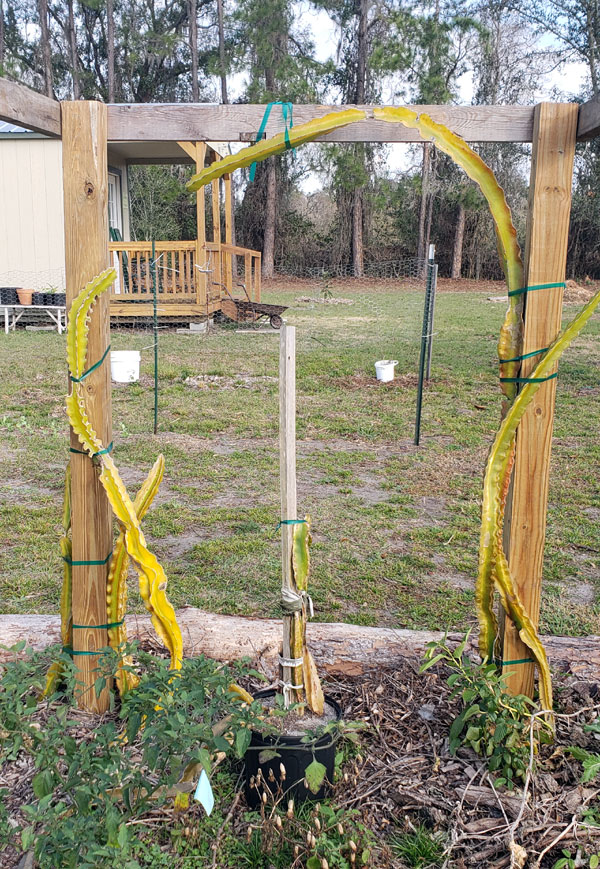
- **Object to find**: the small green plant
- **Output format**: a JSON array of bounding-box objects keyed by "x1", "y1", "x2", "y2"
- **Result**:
[
  {"x1": 553, "y1": 848, "x2": 600, "y2": 869},
  {"x1": 388, "y1": 822, "x2": 445, "y2": 868},
  {"x1": 320, "y1": 271, "x2": 334, "y2": 300},
  {"x1": 242, "y1": 797, "x2": 373, "y2": 869},
  {"x1": 420, "y1": 632, "x2": 546, "y2": 786},
  {"x1": 0, "y1": 644, "x2": 264, "y2": 869}
]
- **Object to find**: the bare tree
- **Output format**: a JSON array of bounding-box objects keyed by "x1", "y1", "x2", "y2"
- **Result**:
[
  {"x1": 351, "y1": 0, "x2": 369, "y2": 277},
  {"x1": 107, "y1": 0, "x2": 115, "y2": 100},
  {"x1": 67, "y1": 0, "x2": 80, "y2": 98},
  {"x1": 0, "y1": 0, "x2": 5, "y2": 74},
  {"x1": 188, "y1": 0, "x2": 199, "y2": 101},
  {"x1": 37, "y1": 0, "x2": 53, "y2": 98},
  {"x1": 451, "y1": 202, "x2": 466, "y2": 279},
  {"x1": 216, "y1": 0, "x2": 228, "y2": 103}
]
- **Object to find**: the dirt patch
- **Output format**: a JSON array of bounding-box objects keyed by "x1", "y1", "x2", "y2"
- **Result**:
[
  {"x1": 155, "y1": 531, "x2": 216, "y2": 558},
  {"x1": 564, "y1": 279, "x2": 598, "y2": 304},
  {"x1": 184, "y1": 374, "x2": 277, "y2": 391},
  {"x1": 332, "y1": 373, "x2": 421, "y2": 390},
  {"x1": 295, "y1": 296, "x2": 354, "y2": 305}
]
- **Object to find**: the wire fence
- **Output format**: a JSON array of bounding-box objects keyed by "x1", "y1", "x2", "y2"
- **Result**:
[{"x1": 0, "y1": 254, "x2": 438, "y2": 443}]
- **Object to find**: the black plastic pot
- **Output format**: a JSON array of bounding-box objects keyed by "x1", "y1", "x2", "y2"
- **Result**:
[
  {"x1": 43, "y1": 292, "x2": 54, "y2": 305},
  {"x1": 244, "y1": 689, "x2": 341, "y2": 808},
  {"x1": 54, "y1": 292, "x2": 66, "y2": 307},
  {"x1": 32, "y1": 292, "x2": 44, "y2": 305},
  {"x1": 0, "y1": 287, "x2": 18, "y2": 305}
]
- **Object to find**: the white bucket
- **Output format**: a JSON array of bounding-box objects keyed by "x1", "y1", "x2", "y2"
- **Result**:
[
  {"x1": 111, "y1": 350, "x2": 141, "y2": 383},
  {"x1": 375, "y1": 360, "x2": 398, "y2": 382}
]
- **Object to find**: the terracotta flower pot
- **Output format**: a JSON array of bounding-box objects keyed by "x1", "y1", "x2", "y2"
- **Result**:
[{"x1": 17, "y1": 288, "x2": 33, "y2": 306}]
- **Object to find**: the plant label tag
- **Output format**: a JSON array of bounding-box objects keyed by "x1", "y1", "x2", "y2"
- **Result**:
[{"x1": 194, "y1": 770, "x2": 214, "y2": 816}]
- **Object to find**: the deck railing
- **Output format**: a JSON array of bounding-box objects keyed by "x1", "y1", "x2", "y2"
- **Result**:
[{"x1": 108, "y1": 241, "x2": 261, "y2": 309}]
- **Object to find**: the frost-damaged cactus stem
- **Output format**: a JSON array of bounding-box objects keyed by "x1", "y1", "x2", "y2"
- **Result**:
[
  {"x1": 481, "y1": 288, "x2": 600, "y2": 712},
  {"x1": 65, "y1": 269, "x2": 183, "y2": 676},
  {"x1": 186, "y1": 109, "x2": 366, "y2": 191}
]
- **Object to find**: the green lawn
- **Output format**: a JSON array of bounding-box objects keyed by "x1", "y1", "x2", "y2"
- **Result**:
[{"x1": 1, "y1": 285, "x2": 599, "y2": 637}]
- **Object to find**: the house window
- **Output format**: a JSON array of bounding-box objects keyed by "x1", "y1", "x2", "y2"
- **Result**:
[{"x1": 108, "y1": 172, "x2": 123, "y2": 235}]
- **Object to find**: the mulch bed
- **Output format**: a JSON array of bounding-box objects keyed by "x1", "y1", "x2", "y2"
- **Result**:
[
  {"x1": 321, "y1": 661, "x2": 600, "y2": 867},
  {"x1": 3, "y1": 656, "x2": 600, "y2": 867}
]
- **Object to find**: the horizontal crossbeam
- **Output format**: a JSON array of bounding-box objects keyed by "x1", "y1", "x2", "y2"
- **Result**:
[
  {"x1": 0, "y1": 78, "x2": 61, "y2": 137},
  {"x1": 577, "y1": 96, "x2": 600, "y2": 141},
  {"x1": 107, "y1": 102, "x2": 536, "y2": 143}
]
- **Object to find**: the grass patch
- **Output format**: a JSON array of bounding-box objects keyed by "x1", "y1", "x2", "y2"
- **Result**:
[{"x1": 0, "y1": 288, "x2": 598, "y2": 634}]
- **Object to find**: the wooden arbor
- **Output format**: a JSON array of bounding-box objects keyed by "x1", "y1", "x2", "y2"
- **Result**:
[{"x1": 2, "y1": 76, "x2": 599, "y2": 711}]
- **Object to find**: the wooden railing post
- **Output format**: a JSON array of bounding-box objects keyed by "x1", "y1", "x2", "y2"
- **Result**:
[
  {"x1": 62, "y1": 100, "x2": 112, "y2": 713},
  {"x1": 502, "y1": 102, "x2": 579, "y2": 698},
  {"x1": 224, "y1": 173, "x2": 233, "y2": 293},
  {"x1": 195, "y1": 142, "x2": 207, "y2": 307}
]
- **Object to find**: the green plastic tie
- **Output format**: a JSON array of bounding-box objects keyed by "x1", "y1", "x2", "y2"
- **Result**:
[
  {"x1": 70, "y1": 441, "x2": 114, "y2": 458},
  {"x1": 499, "y1": 347, "x2": 549, "y2": 364},
  {"x1": 62, "y1": 646, "x2": 106, "y2": 656},
  {"x1": 70, "y1": 345, "x2": 111, "y2": 383},
  {"x1": 500, "y1": 372, "x2": 558, "y2": 384},
  {"x1": 276, "y1": 518, "x2": 307, "y2": 531},
  {"x1": 72, "y1": 619, "x2": 124, "y2": 630},
  {"x1": 508, "y1": 282, "x2": 566, "y2": 298},
  {"x1": 502, "y1": 657, "x2": 535, "y2": 666},
  {"x1": 62, "y1": 551, "x2": 113, "y2": 566},
  {"x1": 249, "y1": 102, "x2": 294, "y2": 182}
]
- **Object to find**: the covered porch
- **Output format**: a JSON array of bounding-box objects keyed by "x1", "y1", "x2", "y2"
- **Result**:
[{"x1": 107, "y1": 139, "x2": 261, "y2": 319}]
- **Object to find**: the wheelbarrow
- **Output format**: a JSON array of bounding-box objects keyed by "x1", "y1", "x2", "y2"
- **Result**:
[{"x1": 220, "y1": 283, "x2": 287, "y2": 329}]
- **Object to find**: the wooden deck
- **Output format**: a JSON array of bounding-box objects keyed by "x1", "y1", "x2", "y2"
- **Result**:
[{"x1": 108, "y1": 240, "x2": 261, "y2": 319}]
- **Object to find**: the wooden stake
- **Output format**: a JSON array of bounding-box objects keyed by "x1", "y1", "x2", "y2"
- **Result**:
[
  {"x1": 279, "y1": 326, "x2": 304, "y2": 707},
  {"x1": 224, "y1": 173, "x2": 233, "y2": 292},
  {"x1": 502, "y1": 102, "x2": 578, "y2": 698},
  {"x1": 61, "y1": 101, "x2": 112, "y2": 713},
  {"x1": 195, "y1": 142, "x2": 207, "y2": 307}
]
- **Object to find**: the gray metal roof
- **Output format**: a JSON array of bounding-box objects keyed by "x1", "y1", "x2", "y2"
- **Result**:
[{"x1": 0, "y1": 121, "x2": 29, "y2": 133}]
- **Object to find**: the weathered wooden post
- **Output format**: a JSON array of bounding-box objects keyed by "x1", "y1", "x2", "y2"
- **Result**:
[
  {"x1": 502, "y1": 102, "x2": 579, "y2": 698},
  {"x1": 62, "y1": 100, "x2": 113, "y2": 713},
  {"x1": 279, "y1": 325, "x2": 305, "y2": 707}
]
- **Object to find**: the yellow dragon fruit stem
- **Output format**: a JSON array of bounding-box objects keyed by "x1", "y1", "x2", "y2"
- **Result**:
[
  {"x1": 186, "y1": 109, "x2": 366, "y2": 191},
  {"x1": 65, "y1": 272, "x2": 183, "y2": 672},
  {"x1": 479, "y1": 288, "x2": 600, "y2": 709}
]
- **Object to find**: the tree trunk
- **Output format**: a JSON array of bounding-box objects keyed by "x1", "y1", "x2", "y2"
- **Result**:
[
  {"x1": 0, "y1": 0, "x2": 5, "y2": 74},
  {"x1": 67, "y1": 0, "x2": 80, "y2": 99},
  {"x1": 417, "y1": 143, "x2": 431, "y2": 262},
  {"x1": 107, "y1": 0, "x2": 115, "y2": 101},
  {"x1": 350, "y1": 0, "x2": 369, "y2": 278},
  {"x1": 189, "y1": 0, "x2": 199, "y2": 101},
  {"x1": 37, "y1": 0, "x2": 53, "y2": 98},
  {"x1": 352, "y1": 186, "x2": 364, "y2": 277},
  {"x1": 262, "y1": 157, "x2": 277, "y2": 278},
  {"x1": 3, "y1": 609, "x2": 600, "y2": 682},
  {"x1": 451, "y1": 203, "x2": 466, "y2": 279},
  {"x1": 217, "y1": 0, "x2": 228, "y2": 104}
]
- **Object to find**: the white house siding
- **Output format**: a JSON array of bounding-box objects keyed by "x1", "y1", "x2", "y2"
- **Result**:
[{"x1": 0, "y1": 138, "x2": 65, "y2": 289}]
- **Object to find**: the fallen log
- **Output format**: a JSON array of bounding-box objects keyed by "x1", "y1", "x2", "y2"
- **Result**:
[{"x1": 1, "y1": 608, "x2": 599, "y2": 682}]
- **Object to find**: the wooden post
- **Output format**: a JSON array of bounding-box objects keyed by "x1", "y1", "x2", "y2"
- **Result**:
[
  {"x1": 502, "y1": 102, "x2": 578, "y2": 698},
  {"x1": 62, "y1": 100, "x2": 112, "y2": 713},
  {"x1": 279, "y1": 326, "x2": 303, "y2": 707},
  {"x1": 195, "y1": 142, "x2": 207, "y2": 307},
  {"x1": 211, "y1": 178, "x2": 222, "y2": 296},
  {"x1": 224, "y1": 173, "x2": 233, "y2": 292}
]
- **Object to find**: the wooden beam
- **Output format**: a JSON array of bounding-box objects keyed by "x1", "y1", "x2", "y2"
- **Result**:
[
  {"x1": 576, "y1": 97, "x2": 600, "y2": 140},
  {"x1": 502, "y1": 102, "x2": 578, "y2": 698},
  {"x1": 62, "y1": 101, "x2": 112, "y2": 713},
  {"x1": 107, "y1": 103, "x2": 535, "y2": 143},
  {"x1": 0, "y1": 78, "x2": 61, "y2": 137},
  {"x1": 177, "y1": 140, "x2": 198, "y2": 161}
]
